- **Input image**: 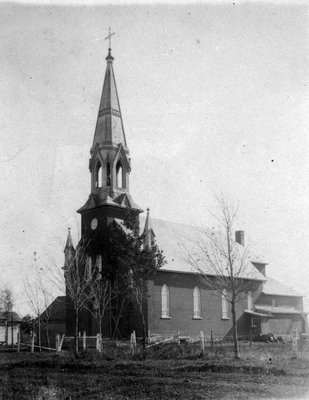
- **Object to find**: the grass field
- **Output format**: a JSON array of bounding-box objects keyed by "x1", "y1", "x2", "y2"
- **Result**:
[{"x1": 0, "y1": 343, "x2": 308, "y2": 399}]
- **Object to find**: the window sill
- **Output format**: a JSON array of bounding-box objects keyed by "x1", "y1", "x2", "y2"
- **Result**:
[
  {"x1": 161, "y1": 316, "x2": 171, "y2": 320},
  {"x1": 221, "y1": 317, "x2": 230, "y2": 320},
  {"x1": 193, "y1": 317, "x2": 203, "y2": 320}
]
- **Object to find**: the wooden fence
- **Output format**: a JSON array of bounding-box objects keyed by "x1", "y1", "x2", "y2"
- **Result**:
[{"x1": 15, "y1": 329, "x2": 309, "y2": 358}]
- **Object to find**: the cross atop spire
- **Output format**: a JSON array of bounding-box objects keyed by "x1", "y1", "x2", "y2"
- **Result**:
[
  {"x1": 105, "y1": 27, "x2": 115, "y2": 49},
  {"x1": 105, "y1": 27, "x2": 115, "y2": 61}
]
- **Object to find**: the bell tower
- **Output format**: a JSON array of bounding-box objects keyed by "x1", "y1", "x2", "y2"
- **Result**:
[{"x1": 78, "y1": 44, "x2": 142, "y2": 238}]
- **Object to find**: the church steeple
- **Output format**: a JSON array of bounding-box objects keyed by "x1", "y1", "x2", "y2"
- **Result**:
[
  {"x1": 142, "y1": 208, "x2": 155, "y2": 249},
  {"x1": 78, "y1": 40, "x2": 141, "y2": 226},
  {"x1": 64, "y1": 228, "x2": 75, "y2": 269},
  {"x1": 91, "y1": 47, "x2": 127, "y2": 151}
]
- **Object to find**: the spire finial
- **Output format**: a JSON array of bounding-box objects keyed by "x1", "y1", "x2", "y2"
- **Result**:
[
  {"x1": 105, "y1": 27, "x2": 115, "y2": 60},
  {"x1": 147, "y1": 207, "x2": 150, "y2": 215}
]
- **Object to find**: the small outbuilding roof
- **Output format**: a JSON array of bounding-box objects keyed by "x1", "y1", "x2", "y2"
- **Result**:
[
  {"x1": 244, "y1": 309, "x2": 272, "y2": 318},
  {"x1": 255, "y1": 305, "x2": 302, "y2": 315},
  {"x1": 0, "y1": 311, "x2": 21, "y2": 322},
  {"x1": 262, "y1": 277, "x2": 303, "y2": 297}
]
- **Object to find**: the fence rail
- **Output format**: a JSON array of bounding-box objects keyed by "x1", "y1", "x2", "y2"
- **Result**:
[{"x1": 13, "y1": 329, "x2": 309, "y2": 358}]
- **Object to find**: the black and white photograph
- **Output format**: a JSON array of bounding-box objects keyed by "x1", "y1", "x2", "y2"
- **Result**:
[{"x1": 0, "y1": 0, "x2": 308, "y2": 398}]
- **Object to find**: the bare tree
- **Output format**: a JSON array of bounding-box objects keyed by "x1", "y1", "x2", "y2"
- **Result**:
[
  {"x1": 0, "y1": 287, "x2": 14, "y2": 314},
  {"x1": 184, "y1": 195, "x2": 256, "y2": 359},
  {"x1": 84, "y1": 255, "x2": 113, "y2": 339},
  {"x1": 64, "y1": 237, "x2": 95, "y2": 356},
  {"x1": 24, "y1": 269, "x2": 53, "y2": 349},
  {"x1": 129, "y1": 244, "x2": 165, "y2": 349}
]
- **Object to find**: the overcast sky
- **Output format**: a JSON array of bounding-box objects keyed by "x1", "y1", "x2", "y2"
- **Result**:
[{"x1": 1, "y1": 1, "x2": 309, "y2": 314}]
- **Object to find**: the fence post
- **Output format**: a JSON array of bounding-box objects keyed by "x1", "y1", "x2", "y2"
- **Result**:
[
  {"x1": 177, "y1": 331, "x2": 180, "y2": 345},
  {"x1": 147, "y1": 330, "x2": 151, "y2": 345},
  {"x1": 200, "y1": 331, "x2": 205, "y2": 355},
  {"x1": 292, "y1": 328, "x2": 299, "y2": 358},
  {"x1": 133, "y1": 330, "x2": 136, "y2": 354},
  {"x1": 130, "y1": 332, "x2": 133, "y2": 355},
  {"x1": 130, "y1": 331, "x2": 136, "y2": 355},
  {"x1": 83, "y1": 331, "x2": 86, "y2": 352},
  {"x1": 56, "y1": 334, "x2": 60, "y2": 353},
  {"x1": 96, "y1": 333, "x2": 102, "y2": 353},
  {"x1": 17, "y1": 332, "x2": 21, "y2": 352},
  {"x1": 211, "y1": 330, "x2": 214, "y2": 348},
  {"x1": 58, "y1": 334, "x2": 65, "y2": 353},
  {"x1": 31, "y1": 333, "x2": 34, "y2": 353}
]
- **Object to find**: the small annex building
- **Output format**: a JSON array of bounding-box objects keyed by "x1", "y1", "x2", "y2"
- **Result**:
[
  {"x1": 48, "y1": 44, "x2": 307, "y2": 342},
  {"x1": 0, "y1": 311, "x2": 21, "y2": 346},
  {"x1": 138, "y1": 217, "x2": 306, "y2": 340}
]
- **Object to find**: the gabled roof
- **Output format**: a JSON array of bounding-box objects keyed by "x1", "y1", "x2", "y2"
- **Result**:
[
  {"x1": 262, "y1": 277, "x2": 303, "y2": 297},
  {"x1": 139, "y1": 217, "x2": 265, "y2": 281},
  {"x1": 41, "y1": 296, "x2": 66, "y2": 321}
]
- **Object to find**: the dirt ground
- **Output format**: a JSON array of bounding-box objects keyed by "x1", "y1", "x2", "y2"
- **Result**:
[{"x1": 0, "y1": 344, "x2": 308, "y2": 400}]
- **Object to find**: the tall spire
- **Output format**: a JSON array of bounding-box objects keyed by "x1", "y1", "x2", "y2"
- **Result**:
[
  {"x1": 92, "y1": 33, "x2": 127, "y2": 151},
  {"x1": 143, "y1": 208, "x2": 155, "y2": 249},
  {"x1": 78, "y1": 35, "x2": 142, "y2": 217},
  {"x1": 64, "y1": 228, "x2": 75, "y2": 269},
  {"x1": 65, "y1": 227, "x2": 74, "y2": 249}
]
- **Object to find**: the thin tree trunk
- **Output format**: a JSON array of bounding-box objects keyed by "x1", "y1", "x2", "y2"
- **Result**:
[
  {"x1": 46, "y1": 323, "x2": 50, "y2": 348},
  {"x1": 11, "y1": 311, "x2": 13, "y2": 348},
  {"x1": 75, "y1": 309, "x2": 79, "y2": 356},
  {"x1": 231, "y1": 300, "x2": 239, "y2": 359},
  {"x1": 38, "y1": 315, "x2": 41, "y2": 352},
  {"x1": 98, "y1": 314, "x2": 103, "y2": 337},
  {"x1": 138, "y1": 301, "x2": 146, "y2": 350},
  {"x1": 112, "y1": 297, "x2": 126, "y2": 339}
]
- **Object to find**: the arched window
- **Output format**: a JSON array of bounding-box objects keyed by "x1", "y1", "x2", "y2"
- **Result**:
[
  {"x1": 221, "y1": 289, "x2": 229, "y2": 319},
  {"x1": 247, "y1": 291, "x2": 253, "y2": 311},
  {"x1": 95, "y1": 162, "x2": 102, "y2": 188},
  {"x1": 161, "y1": 284, "x2": 170, "y2": 318},
  {"x1": 116, "y1": 161, "x2": 124, "y2": 188},
  {"x1": 106, "y1": 163, "x2": 111, "y2": 186},
  {"x1": 193, "y1": 287, "x2": 201, "y2": 318}
]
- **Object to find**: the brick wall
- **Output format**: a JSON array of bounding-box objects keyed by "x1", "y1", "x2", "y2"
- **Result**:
[{"x1": 147, "y1": 271, "x2": 256, "y2": 339}]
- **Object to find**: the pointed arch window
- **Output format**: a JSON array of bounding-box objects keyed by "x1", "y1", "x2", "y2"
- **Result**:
[
  {"x1": 222, "y1": 289, "x2": 229, "y2": 319},
  {"x1": 193, "y1": 287, "x2": 202, "y2": 319},
  {"x1": 116, "y1": 161, "x2": 124, "y2": 188},
  {"x1": 95, "y1": 162, "x2": 102, "y2": 189},
  {"x1": 161, "y1": 284, "x2": 170, "y2": 318},
  {"x1": 106, "y1": 163, "x2": 111, "y2": 186}
]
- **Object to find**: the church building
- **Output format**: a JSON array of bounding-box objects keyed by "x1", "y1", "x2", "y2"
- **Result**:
[{"x1": 48, "y1": 44, "x2": 307, "y2": 343}]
